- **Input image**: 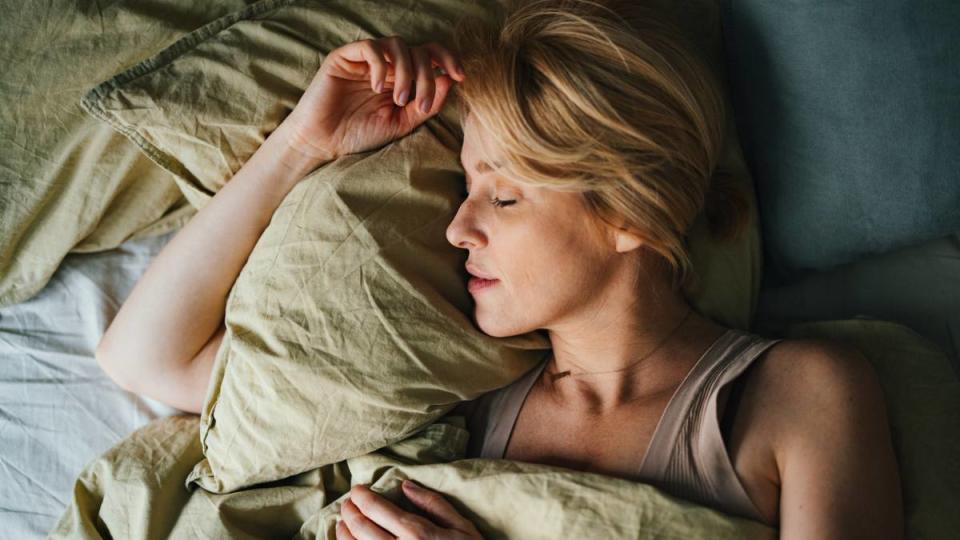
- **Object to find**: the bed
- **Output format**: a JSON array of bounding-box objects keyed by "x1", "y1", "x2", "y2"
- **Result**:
[
  {"x1": 0, "y1": 231, "x2": 182, "y2": 538},
  {"x1": 1, "y1": 0, "x2": 957, "y2": 538}
]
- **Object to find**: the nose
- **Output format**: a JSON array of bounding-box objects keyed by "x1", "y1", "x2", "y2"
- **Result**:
[{"x1": 445, "y1": 198, "x2": 487, "y2": 250}]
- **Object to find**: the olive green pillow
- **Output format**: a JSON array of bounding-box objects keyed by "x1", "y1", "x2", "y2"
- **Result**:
[
  {"x1": 0, "y1": 0, "x2": 257, "y2": 309},
  {"x1": 81, "y1": 0, "x2": 763, "y2": 492}
]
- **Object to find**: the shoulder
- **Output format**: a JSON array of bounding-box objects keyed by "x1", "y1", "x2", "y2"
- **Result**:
[
  {"x1": 749, "y1": 336, "x2": 880, "y2": 391},
  {"x1": 750, "y1": 336, "x2": 883, "y2": 415},
  {"x1": 740, "y1": 336, "x2": 903, "y2": 536},
  {"x1": 744, "y1": 336, "x2": 887, "y2": 450},
  {"x1": 724, "y1": 335, "x2": 885, "y2": 473},
  {"x1": 745, "y1": 339, "x2": 902, "y2": 538},
  {"x1": 728, "y1": 335, "x2": 891, "y2": 483}
]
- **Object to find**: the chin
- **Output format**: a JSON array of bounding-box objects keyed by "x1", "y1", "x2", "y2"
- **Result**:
[{"x1": 474, "y1": 310, "x2": 531, "y2": 338}]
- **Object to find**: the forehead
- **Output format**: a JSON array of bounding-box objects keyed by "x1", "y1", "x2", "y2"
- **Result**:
[
  {"x1": 461, "y1": 115, "x2": 504, "y2": 175},
  {"x1": 462, "y1": 160, "x2": 504, "y2": 192}
]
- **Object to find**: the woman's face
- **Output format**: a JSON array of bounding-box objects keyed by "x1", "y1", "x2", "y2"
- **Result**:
[{"x1": 446, "y1": 114, "x2": 624, "y2": 338}]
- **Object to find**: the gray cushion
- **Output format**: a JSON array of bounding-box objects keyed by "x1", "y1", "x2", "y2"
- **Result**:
[
  {"x1": 755, "y1": 232, "x2": 960, "y2": 377},
  {"x1": 720, "y1": 0, "x2": 960, "y2": 282}
]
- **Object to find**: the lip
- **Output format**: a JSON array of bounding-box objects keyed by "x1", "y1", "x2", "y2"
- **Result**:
[
  {"x1": 465, "y1": 263, "x2": 497, "y2": 280},
  {"x1": 465, "y1": 263, "x2": 500, "y2": 293},
  {"x1": 467, "y1": 276, "x2": 500, "y2": 293}
]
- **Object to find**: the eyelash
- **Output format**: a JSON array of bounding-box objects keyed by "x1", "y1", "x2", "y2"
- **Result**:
[{"x1": 461, "y1": 191, "x2": 516, "y2": 209}]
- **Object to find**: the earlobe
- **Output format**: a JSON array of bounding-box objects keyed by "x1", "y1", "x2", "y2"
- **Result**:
[{"x1": 614, "y1": 227, "x2": 644, "y2": 253}]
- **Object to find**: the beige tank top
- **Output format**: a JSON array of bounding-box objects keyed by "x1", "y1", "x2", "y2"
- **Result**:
[{"x1": 450, "y1": 328, "x2": 781, "y2": 523}]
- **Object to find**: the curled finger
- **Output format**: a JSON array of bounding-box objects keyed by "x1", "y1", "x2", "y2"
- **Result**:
[
  {"x1": 360, "y1": 39, "x2": 389, "y2": 93},
  {"x1": 402, "y1": 480, "x2": 472, "y2": 530},
  {"x1": 380, "y1": 36, "x2": 415, "y2": 107},
  {"x1": 340, "y1": 497, "x2": 394, "y2": 540},
  {"x1": 335, "y1": 516, "x2": 356, "y2": 540},
  {"x1": 422, "y1": 41, "x2": 465, "y2": 81},
  {"x1": 411, "y1": 46, "x2": 436, "y2": 114}
]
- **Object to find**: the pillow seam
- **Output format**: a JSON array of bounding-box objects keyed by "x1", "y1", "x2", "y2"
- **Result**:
[{"x1": 77, "y1": 0, "x2": 298, "y2": 200}]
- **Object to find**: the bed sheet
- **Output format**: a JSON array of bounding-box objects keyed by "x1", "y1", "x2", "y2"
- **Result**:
[{"x1": 0, "y1": 229, "x2": 181, "y2": 539}]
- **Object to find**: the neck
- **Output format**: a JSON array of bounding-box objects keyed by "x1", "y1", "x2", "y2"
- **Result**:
[{"x1": 542, "y1": 285, "x2": 724, "y2": 415}]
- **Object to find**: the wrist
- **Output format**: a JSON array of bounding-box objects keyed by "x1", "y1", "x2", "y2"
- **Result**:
[
  {"x1": 264, "y1": 132, "x2": 321, "y2": 188},
  {"x1": 275, "y1": 118, "x2": 338, "y2": 167}
]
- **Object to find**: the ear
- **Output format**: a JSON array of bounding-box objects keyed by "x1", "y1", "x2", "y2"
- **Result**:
[{"x1": 613, "y1": 227, "x2": 644, "y2": 253}]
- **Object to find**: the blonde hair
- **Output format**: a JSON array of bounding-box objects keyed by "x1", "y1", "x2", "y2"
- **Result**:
[{"x1": 452, "y1": 0, "x2": 749, "y2": 291}]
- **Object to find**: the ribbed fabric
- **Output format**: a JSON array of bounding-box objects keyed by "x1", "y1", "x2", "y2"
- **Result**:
[{"x1": 456, "y1": 328, "x2": 782, "y2": 523}]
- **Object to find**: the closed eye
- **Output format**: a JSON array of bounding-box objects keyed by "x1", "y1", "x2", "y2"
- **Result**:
[{"x1": 490, "y1": 197, "x2": 516, "y2": 208}]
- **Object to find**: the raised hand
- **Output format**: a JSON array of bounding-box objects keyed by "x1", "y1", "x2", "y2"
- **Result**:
[{"x1": 282, "y1": 36, "x2": 465, "y2": 164}]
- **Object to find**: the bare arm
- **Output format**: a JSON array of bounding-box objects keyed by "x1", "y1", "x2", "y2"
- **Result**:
[
  {"x1": 97, "y1": 36, "x2": 462, "y2": 414},
  {"x1": 95, "y1": 120, "x2": 328, "y2": 412},
  {"x1": 773, "y1": 341, "x2": 904, "y2": 539}
]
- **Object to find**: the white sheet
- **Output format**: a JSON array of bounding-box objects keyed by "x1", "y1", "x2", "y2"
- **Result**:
[{"x1": 0, "y1": 230, "x2": 182, "y2": 538}]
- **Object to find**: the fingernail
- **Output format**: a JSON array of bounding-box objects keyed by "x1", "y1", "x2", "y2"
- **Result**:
[
  {"x1": 375, "y1": 80, "x2": 383, "y2": 93},
  {"x1": 420, "y1": 97, "x2": 433, "y2": 114},
  {"x1": 404, "y1": 480, "x2": 422, "y2": 491},
  {"x1": 398, "y1": 89, "x2": 409, "y2": 106}
]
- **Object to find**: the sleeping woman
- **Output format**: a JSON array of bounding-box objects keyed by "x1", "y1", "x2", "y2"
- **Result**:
[{"x1": 95, "y1": 0, "x2": 903, "y2": 538}]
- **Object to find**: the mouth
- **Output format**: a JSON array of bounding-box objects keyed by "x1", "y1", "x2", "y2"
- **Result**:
[
  {"x1": 465, "y1": 263, "x2": 499, "y2": 293},
  {"x1": 467, "y1": 276, "x2": 500, "y2": 293}
]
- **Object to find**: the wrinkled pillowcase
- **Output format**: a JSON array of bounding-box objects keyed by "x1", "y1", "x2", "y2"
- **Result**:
[
  {"x1": 0, "y1": 0, "x2": 256, "y2": 308},
  {"x1": 81, "y1": 0, "x2": 764, "y2": 492}
]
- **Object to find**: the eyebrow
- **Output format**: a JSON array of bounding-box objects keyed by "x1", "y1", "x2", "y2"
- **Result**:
[
  {"x1": 462, "y1": 159, "x2": 503, "y2": 190},
  {"x1": 475, "y1": 160, "x2": 502, "y2": 173},
  {"x1": 460, "y1": 159, "x2": 503, "y2": 174}
]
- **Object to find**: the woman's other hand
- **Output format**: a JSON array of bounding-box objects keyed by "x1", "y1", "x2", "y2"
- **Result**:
[
  {"x1": 336, "y1": 481, "x2": 484, "y2": 540},
  {"x1": 282, "y1": 36, "x2": 465, "y2": 163}
]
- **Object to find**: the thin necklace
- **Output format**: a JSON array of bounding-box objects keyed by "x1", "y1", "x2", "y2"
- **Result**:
[{"x1": 547, "y1": 306, "x2": 693, "y2": 382}]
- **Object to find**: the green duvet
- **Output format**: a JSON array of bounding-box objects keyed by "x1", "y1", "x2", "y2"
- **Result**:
[
  {"x1": 49, "y1": 319, "x2": 960, "y2": 538},
  {"x1": 47, "y1": 414, "x2": 775, "y2": 540}
]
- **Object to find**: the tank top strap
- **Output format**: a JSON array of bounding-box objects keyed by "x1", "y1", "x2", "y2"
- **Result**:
[
  {"x1": 637, "y1": 328, "x2": 782, "y2": 522},
  {"x1": 474, "y1": 356, "x2": 550, "y2": 459}
]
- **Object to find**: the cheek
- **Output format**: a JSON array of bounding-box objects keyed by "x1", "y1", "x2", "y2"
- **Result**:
[
  {"x1": 473, "y1": 224, "x2": 603, "y2": 337},
  {"x1": 507, "y1": 222, "x2": 597, "y2": 293}
]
